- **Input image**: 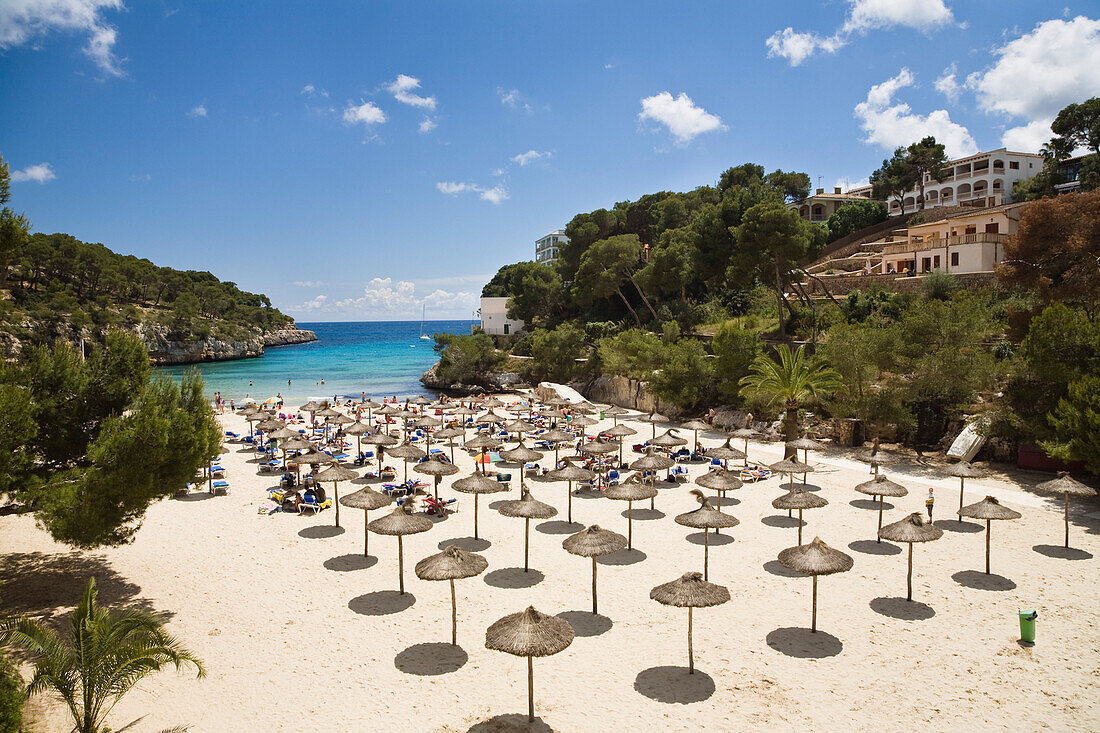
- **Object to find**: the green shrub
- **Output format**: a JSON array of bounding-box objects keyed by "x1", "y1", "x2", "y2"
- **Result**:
[
  {"x1": 435, "y1": 332, "x2": 507, "y2": 385},
  {"x1": 712, "y1": 322, "x2": 761, "y2": 401},
  {"x1": 649, "y1": 338, "x2": 713, "y2": 409},
  {"x1": 922, "y1": 270, "x2": 958, "y2": 301},
  {"x1": 0, "y1": 651, "x2": 23, "y2": 733},
  {"x1": 529, "y1": 324, "x2": 585, "y2": 382},
  {"x1": 596, "y1": 329, "x2": 665, "y2": 379}
]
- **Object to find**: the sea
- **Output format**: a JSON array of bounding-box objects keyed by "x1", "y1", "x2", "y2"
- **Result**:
[{"x1": 156, "y1": 320, "x2": 477, "y2": 406}]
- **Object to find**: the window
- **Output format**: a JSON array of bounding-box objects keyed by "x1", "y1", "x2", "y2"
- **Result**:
[
  {"x1": 503, "y1": 324, "x2": 509, "y2": 335},
  {"x1": 951, "y1": 252, "x2": 959, "y2": 267},
  {"x1": 985, "y1": 223, "x2": 999, "y2": 234},
  {"x1": 933, "y1": 255, "x2": 940, "y2": 269},
  {"x1": 1010, "y1": 161, "x2": 1020, "y2": 170},
  {"x1": 922, "y1": 257, "x2": 932, "y2": 272}
]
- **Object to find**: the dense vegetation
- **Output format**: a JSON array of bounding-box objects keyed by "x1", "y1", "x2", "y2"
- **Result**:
[
  {"x1": 438, "y1": 99, "x2": 1100, "y2": 468},
  {"x1": 0, "y1": 155, "x2": 295, "y2": 353},
  {"x1": 0, "y1": 330, "x2": 222, "y2": 547}
]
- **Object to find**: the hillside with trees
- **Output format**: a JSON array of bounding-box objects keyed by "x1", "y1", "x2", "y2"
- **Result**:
[{"x1": 0, "y1": 155, "x2": 314, "y2": 364}]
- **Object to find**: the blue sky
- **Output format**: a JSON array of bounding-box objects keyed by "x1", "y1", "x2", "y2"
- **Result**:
[{"x1": 2, "y1": 1, "x2": 1098, "y2": 321}]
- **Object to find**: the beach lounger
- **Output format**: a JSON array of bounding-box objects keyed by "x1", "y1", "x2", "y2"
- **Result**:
[
  {"x1": 298, "y1": 495, "x2": 332, "y2": 515},
  {"x1": 211, "y1": 479, "x2": 230, "y2": 495},
  {"x1": 423, "y1": 495, "x2": 457, "y2": 516},
  {"x1": 607, "y1": 469, "x2": 620, "y2": 486},
  {"x1": 495, "y1": 473, "x2": 512, "y2": 488}
]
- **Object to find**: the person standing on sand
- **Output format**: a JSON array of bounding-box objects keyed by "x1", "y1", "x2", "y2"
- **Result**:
[{"x1": 925, "y1": 487, "x2": 935, "y2": 522}]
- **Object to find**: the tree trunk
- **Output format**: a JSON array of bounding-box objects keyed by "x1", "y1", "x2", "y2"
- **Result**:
[
  {"x1": 628, "y1": 274, "x2": 659, "y2": 322},
  {"x1": 615, "y1": 288, "x2": 642, "y2": 326},
  {"x1": 783, "y1": 405, "x2": 799, "y2": 458},
  {"x1": 774, "y1": 262, "x2": 787, "y2": 338}
]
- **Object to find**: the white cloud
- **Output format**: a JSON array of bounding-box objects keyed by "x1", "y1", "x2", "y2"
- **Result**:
[
  {"x1": 296, "y1": 294, "x2": 328, "y2": 311},
  {"x1": 436, "y1": 181, "x2": 509, "y2": 204},
  {"x1": 290, "y1": 278, "x2": 477, "y2": 319},
  {"x1": 188, "y1": 102, "x2": 207, "y2": 118},
  {"x1": 934, "y1": 63, "x2": 961, "y2": 103},
  {"x1": 342, "y1": 101, "x2": 387, "y2": 127},
  {"x1": 854, "y1": 68, "x2": 977, "y2": 158},
  {"x1": 419, "y1": 116, "x2": 437, "y2": 134},
  {"x1": 510, "y1": 150, "x2": 550, "y2": 166},
  {"x1": 386, "y1": 74, "x2": 437, "y2": 109},
  {"x1": 423, "y1": 288, "x2": 474, "y2": 310},
  {"x1": 490, "y1": 168, "x2": 505, "y2": 177},
  {"x1": 767, "y1": 0, "x2": 953, "y2": 66},
  {"x1": 766, "y1": 28, "x2": 843, "y2": 66},
  {"x1": 300, "y1": 84, "x2": 327, "y2": 98},
  {"x1": 301, "y1": 84, "x2": 315, "y2": 94},
  {"x1": 291, "y1": 280, "x2": 325, "y2": 288},
  {"x1": 964, "y1": 16, "x2": 1100, "y2": 151},
  {"x1": 1002, "y1": 118, "x2": 1055, "y2": 153},
  {"x1": 835, "y1": 176, "x2": 870, "y2": 191},
  {"x1": 497, "y1": 87, "x2": 538, "y2": 113},
  {"x1": 604, "y1": 63, "x2": 615, "y2": 69},
  {"x1": 638, "y1": 92, "x2": 725, "y2": 144},
  {"x1": 0, "y1": 0, "x2": 125, "y2": 75},
  {"x1": 128, "y1": 173, "x2": 150, "y2": 182},
  {"x1": 10, "y1": 162, "x2": 56, "y2": 183}
]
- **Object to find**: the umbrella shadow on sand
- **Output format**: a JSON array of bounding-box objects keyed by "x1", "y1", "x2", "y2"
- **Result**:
[
  {"x1": 596, "y1": 549, "x2": 647, "y2": 566},
  {"x1": 394, "y1": 642, "x2": 468, "y2": 676},
  {"x1": 761, "y1": 515, "x2": 801, "y2": 529},
  {"x1": 936, "y1": 519, "x2": 983, "y2": 534},
  {"x1": 952, "y1": 570, "x2": 1016, "y2": 591},
  {"x1": 685, "y1": 531, "x2": 733, "y2": 546},
  {"x1": 634, "y1": 666, "x2": 715, "y2": 704},
  {"x1": 467, "y1": 714, "x2": 554, "y2": 732},
  {"x1": 299, "y1": 525, "x2": 346, "y2": 539},
  {"x1": 850, "y1": 499, "x2": 893, "y2": 511},
  {"x1": 870, "y1": 596, "x2": 936, "y2": 621},
  {"x1": 762, "y1": 560, "x2": 803, "y2": 578},
  {"x1": 438, "y1": 537, "x2": 492, "y2": 552},
  {"x1": 484, "y1": 567, "x2": 545, "y2": 589},
  {"x1": 557, "y1": 610, "x2": 613, "y2": 637},
  {"x1": 766, "y1": 627, "x2": 843, "y2": 658},
  {"x1": 323, "y1": 554, "x2": 378, "y2": 572},
  {"x1": 623, "y1": 508, "x2": 665, "y2": 521},
  {"x1": 848, "y1": 539, "x2": 902, "y2": 556},
  {"x1": 348, "y1": 590, "x2": 416, "y2": 615},
  {"x1": 1032, "y1": 544, "x2": 1093, "y2": 560},
  {"x1": 535, "y1": 520, "x2": 584, "y2": 535}
]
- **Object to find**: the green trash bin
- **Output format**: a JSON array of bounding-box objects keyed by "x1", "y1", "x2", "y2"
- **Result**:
[{"x1": 1019, "y1": 610, "x2": 1037, "y2": 643}]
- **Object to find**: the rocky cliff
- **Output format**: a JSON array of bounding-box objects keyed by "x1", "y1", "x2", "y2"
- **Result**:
[
  {"x1": 576, "y1": 374, "x2": 686, "y2": 419},
  {"x1": 140, "y1": 324, "x2": 316, "y2": 365},
  {"x1": 419, "y1": 362, "x2": 526, "y2": 395}
]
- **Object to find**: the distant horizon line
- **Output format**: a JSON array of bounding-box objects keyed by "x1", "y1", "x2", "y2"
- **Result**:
[{"x1": 293, "y1": 318, "x2": 478, "y2": 324}]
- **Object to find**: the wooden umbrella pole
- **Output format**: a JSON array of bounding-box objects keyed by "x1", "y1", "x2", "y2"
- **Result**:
[
  {"x1": 363, "y1": 510, "x2": 369, "y2": 557},
  {"x1": 877, "y1": 497, "x2": 883, "y2": 542},
  {"x1": 518, "y1": 465, "x2": 524, "y2": 494},
  {"x1": 524, "y1": 517, "x2": 530, "y2": 572},
  {"x1": 650, "y1": 474, "x2": 655, "y2": 511},
  {"x1": 811, "y1": 575, "x2": 818, "y2": 633},
  {"x1": 398, "y1": 535, "x2": 405, "y2": 594},
  {"x1": 907, "y1": 543, "x2": 914, "y2": 601},
  {"x1": 797, "y1": 508, "x2": 803, "y2": 545},
  {"x1": 959, "y1": 477, "x2": 965, "y2": 510},
  {"x1": 473, "y1": 494, "x2": 479, "y2": 539},
  {"x1": 687, "y1": 607, "x2": 694, "y2": 674},
  {"x1": 1064, "y1": 492, "x2": 1070, "y2": 549},
  {"x1": 591, "y1": 557, "x2": 598, "y2": 615},
  {"x1": 527, "y1": 656, "x2": 535, "y2": 722},
  {"x1": 567, "y1": 482, "x2": 573, "y2": 524},
  {"x1": 990, "y1": 517, "x2": 998, "y2": 572},
  {"x1": 627, "y1": 500, "x2": 634, "y2": 550},
  {"x1": 703, "y1": 528, "x2": 710, "y2": 581},
  {"x1": 449, "y1": 578, "x2": 457, "y2": 646},
  {"x1": 334, "y1": 483, "x2": 341, "y2": 527}
]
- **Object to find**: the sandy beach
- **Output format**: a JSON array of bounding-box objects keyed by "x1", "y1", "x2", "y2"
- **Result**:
[{"x1": 2, "y1": 399, "x2": 1098, "y2": 732}]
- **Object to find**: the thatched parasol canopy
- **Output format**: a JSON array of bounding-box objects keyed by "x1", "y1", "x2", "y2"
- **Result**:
[
  {"x1": 453, "y1": 471, "x2": 505, "y2": 494},
  {"x1": 562, "y1": 525, "x2": 628, "y2": 557},
  {"x1": 641, "y1": 412, "x2": 669, "y2": 423},
  {"x1": 773, "y1": 486, "x2": 828, "y2": 544},
  {"x1": 343, "y1": 421, "x2": 371, "y2": 435},
  {"x1": 269, "y1": 426, "x2": 300, "y2": 440},
  {"x1": 1035, "y1": 473, "x2": 1097, "y2": 549},
  {"x1": 316, "y1": 462, "x2": 358, "y2": 482},
  {"x1": 676, "y1": 490, "x2": 738, "y2": 579},
  {"x1": 855, "y1": 474, "x2": 907, "y2": 497},
  {"x1": 650, "y1": 571, "x2": 731, "y2": 608},
  {"x1": 778, "y1": 537, "x2": 854, "y2": 632},
  {"x1": 414, "y1": 457, "x2": 460, "y2": 477},
  {"x1": 540, "y1": 428, "x2": 574, "y2": 444},
  {"x1": 879, "y1": 513, "x2": 943, "y2": 601},
  {"x1": 362, "y1": 432, "x2": 399, "y2": 447},
  {"x1": 416, "y1": 545, "x2": 488, "y2": 581},
  {"x1": 327, "y1": 413, "x2": 354, "y2": 425},
  {"x1": 500, "y1": 442, "x2": 544, "y2": 464},
  {"x1": 505, "y1": 419, "x2": 538, "y2": 433},
  {"x1": 340, "y1": 487, "x2": 391, "y2": 511},
  {"x1": 604, "y1": 423, "x2": 637, "y2": 438},
  {"x1": 695, "y1": 467, "x2": 743, "y2": 492},
  {"x1": 288, "y1": 449, "x2": 335, "y2": 467},
  {"x1": 769, "y1": 458, "x2": 814, "y2": 476},
  {"x1": 945, "y1": 461, "x2": 985, "y2": 479},
  {"x1": 475, "y1": 410, "x2": 507, "y2": 424},
  {"x1": 280, "y1": 436, "x2": 313, "y2": 452},
  {"x1": 958, "y1": 495, "x2": 1021, "y2": 521},
  {"x1": 463, "y1": 433, "x2": 502, "y2": 451},
  {"x1": 300, "y1": 400, "x2": 323, "y2": 412},
  {"x1": 681, "y1": 419, "x2": 711, "y2": 432},
  {"x1": 605, "y1": 475, "x2": 657, "y2": 550},
  {"x1": 787, "y1": 437, "x2": 827, "y2": 452},
  {"x1": 707, "y1": 440, "x2": 746, "y2": 462},
  {"x1": 497, "y1": 488, "x2": 557, "y2": 520},
  {"x1": 485, "y1": 606, "x2": 575, "y2": 721},
  {"x1": 578, "y1": 439, "x2": 618, "y2": 455},
  {"x1": 368, "y1": 503, "x2": 433, "y2": 536},
  {"x1": 388, "y1": 444, "x2": 426, "y2": 460},
  {"x1": 630, "y1": 450, "x2": 675, "y2": 471},
  {"x1": 547, "y1": 462, "x2": 596, "y2": 482},
  {"x1": 650, "y1": 429, "x2": 687, "y2": 448}
]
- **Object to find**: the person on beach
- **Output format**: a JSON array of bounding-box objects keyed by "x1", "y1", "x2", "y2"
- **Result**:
[{"x1": 925, "y1": 487, "x2": 935, "y2": 522}]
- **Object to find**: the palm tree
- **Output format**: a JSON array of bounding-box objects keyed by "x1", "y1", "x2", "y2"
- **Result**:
[
  {"x1": 0, "y1": 578, "x2": 204, "y2": 733},
  {"x1": 739, "y1": 344, "x2": 844, "y2": 458}
]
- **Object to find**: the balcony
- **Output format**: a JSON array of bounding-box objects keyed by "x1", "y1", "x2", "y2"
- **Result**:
[{"x1": 881, "y1": 232, "x2": 1008, "y2": 255}]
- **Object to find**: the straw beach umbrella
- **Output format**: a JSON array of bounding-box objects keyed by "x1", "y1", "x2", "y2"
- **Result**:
[
  {"x1": 769, "y1": 457, "x2": 814, "y2": 493},
  {"x1": 578, "y1": 439, "x2": 618, "y2": 489},
  {"x1": 485, "y1": 606, "x2": 574, "y2": 722},
  {"x1": 464, "y1": 432, "x2": 501, "y2": 469},
  {"x1": 650, "y1": 428, "x2": 687, "y2": 452},
  {"x1": 706, "y1": 439, "x2": 746, "y2": 469},
  {"x1": 368, "y1": 504, "x2": 433, "y2": 593},
  {"x1": 675, "y1": 489, "x2": 739, "y2": 580},
  {"x1": 878, "y1": 513, "x2": 943, "y2": 601},
  {"x1": 362, "y1": 431, "x2": 398, "y2": 467},
  {"x1": 640, "y1": 412, "x2": 669, "y2": 439},
  {"x1": 500, "y1": 440, "x2": 544, "y2": 493},
  {"x1": 1033, "y1": 473, "x2": 1095, "y2": 549},
  {"x1": 604, "y1": 423, "x2": 637, "y2": 465},
  {"x1": 695, "y1": 467, "x2": 743, "y2": 523},
  {"x1": 453, "y1": 470, "x2": 507, "y2": 539},
  {"x1": 388, "y1": 443, "x2": 426, "y2": 485},
  {"x1": 945, "y1": 461, "x2": 986, "y2": 510},
  {"x1": 604, "y1": 474, "x2": 657, "y2": 550},
  {"x1": 855, "y1": 474, "x2": 908, "y2": 541},
  {"x1": 680, "y1": 419, "x2": 711, "y2": 451},
  {"x1": 343, "y1": 420, "x2": 371, "y2": 458},
  {"x1": 315, "y1": 461, "x2": 357, "y2": 527},
  {"x1": 778, "y1": 537, "x2": 854, "y2": 632},
  {"x1": 650, "y1": 572, "x2": 730, "y2": 674},
  {"x1": 538, "y1": 427, "x2": 574, "y2": 469},
  {"x1": 415, "y1": 545, "x2": 489, "y2": 645},
  {"x1": 433, "y1": 426, "x2": 465, "y2": 463},
  {"x1": 545, "y1": 461, "x2": 596, "y2": 524},
  {"x1": 629, "y1": 448, "x2": 674, "y2": 510},
  {"x1": 288, "y1": 447, "x2": 334, "y2": 484},
  {"x1": 339, "y1": 487, "x2": 391, "y2": 556},
  {"x1": 857, "y1": 438, "x2": 898, "y2": 475},
  {"x1": 730, "y1": 427, "x2": 756, "y2": 467},
  {"x1": 772, "y1": 486, "x2": 828, "y2": 545},
  {"x1": 958, "y1": 496, "x2": 1021, "y2": 575},
  {"x1": 497, "y1": 488, "x2": 557, "y2": 572},
  {"x1": 414, "y1": 456, "x2": 459, "y2": 501},
  {"x1": 786, "y1": 437, "x2": 826, "y2": 483},
  {"x1": 562, "y1": 525, "x2": 628, "y2": 614}
]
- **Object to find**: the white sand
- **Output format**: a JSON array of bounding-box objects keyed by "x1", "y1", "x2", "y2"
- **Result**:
[{"x1": 3, "y1": 403, "x2": 1098, "y2": 732}]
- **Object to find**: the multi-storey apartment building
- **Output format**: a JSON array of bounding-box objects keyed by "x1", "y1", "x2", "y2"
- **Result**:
[{"x1": 535, "y1": 230, "x2": 568, "y2": 266}]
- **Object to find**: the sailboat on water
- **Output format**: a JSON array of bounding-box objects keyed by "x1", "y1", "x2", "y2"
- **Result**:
[{"x1": 418, "y1": 303, "x2": 431, "y2": 341}]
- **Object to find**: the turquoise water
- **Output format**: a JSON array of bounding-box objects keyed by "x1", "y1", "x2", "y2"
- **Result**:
[{"x1": 157, "y1": 320, "x2": 476, "y2": 405}]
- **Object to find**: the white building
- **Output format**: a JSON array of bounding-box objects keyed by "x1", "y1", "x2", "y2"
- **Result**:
[
  {"x1": 846, "y1": 148, "x2": 1043, "y2": 214},
  {"x1": 479, "y1": 297, "x2": 525, "y2": 336},
  {"x1": 535, "y1": 230, "x2": 568, "y2": 266}
]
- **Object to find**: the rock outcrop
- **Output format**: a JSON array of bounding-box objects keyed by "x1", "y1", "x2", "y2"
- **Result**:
[
  {"x1": 576, "y1": 374, "x2": 685, "y2": 420},
  {"x1": 139, "y1": 324, "x2": 316, "y2": 365},
  {"x1": 419, "y1": 362, "x2": 527, "y2": 395}
]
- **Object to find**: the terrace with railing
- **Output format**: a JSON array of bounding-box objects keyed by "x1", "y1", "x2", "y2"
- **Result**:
[{"x1": 881, "y1": 231, "x2": 1008, "y2": 255}]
